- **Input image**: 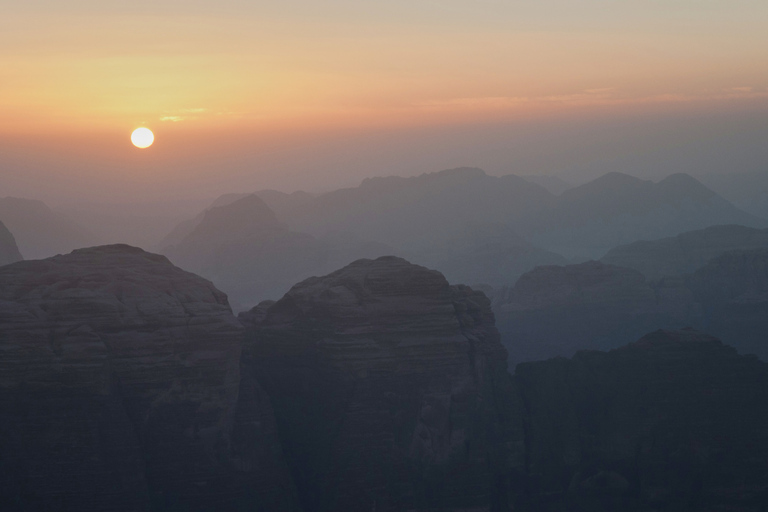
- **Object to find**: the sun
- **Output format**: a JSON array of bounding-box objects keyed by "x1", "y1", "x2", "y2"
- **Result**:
[{"x1": 131, "y1": 127, "x2": 154, "y2": 148}]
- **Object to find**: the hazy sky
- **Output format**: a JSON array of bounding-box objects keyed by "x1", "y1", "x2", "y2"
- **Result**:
[{"x1": 1, "y1": 0, "x2": 767, "y2": 204}]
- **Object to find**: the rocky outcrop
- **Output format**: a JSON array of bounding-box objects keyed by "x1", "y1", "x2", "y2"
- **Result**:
[
  {"x1": 515, "y1": 329, "x2": 768, "y2": 511},
  {"x1": 0, "y1": 220, "x2": 22, "y2": 266},
  {"x1": 601, "y1": 224, "x2": 768, "y2": 281},
  {"x1": 0, "y1": 245, "x2": 298, "y2": 511},
  {"x1": 495, "y1": 261, "x2": 695, "y2": 368},
  {"x1": 241, "y1": 256, "x2": 525, "y2": 512}
]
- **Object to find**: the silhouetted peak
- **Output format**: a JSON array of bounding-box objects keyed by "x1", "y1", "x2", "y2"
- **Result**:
[
  {"x1": 182, "y1": 194, "x2": 283, "y2": 244},
  {"x1": 657, "y1": 172, "x2": 716, "y2": 198}
]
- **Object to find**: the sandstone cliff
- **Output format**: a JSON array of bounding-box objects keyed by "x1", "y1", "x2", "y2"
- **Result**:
[
  {"x1": 0, "y1": 245, "x2": 298, "y2": 511},
  {"x1": 241, "y1": 256, "x2": 525, "y2": 512}
]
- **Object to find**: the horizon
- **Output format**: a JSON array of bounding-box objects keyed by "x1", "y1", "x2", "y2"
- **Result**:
[{"x1": 2, "y1": 0, "x2": 767, "y2": 206}]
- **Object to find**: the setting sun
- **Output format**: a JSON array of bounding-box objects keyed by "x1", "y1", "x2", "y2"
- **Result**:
[{"x1": 131, "y1": 128, "x2": 154, "y2": 148}]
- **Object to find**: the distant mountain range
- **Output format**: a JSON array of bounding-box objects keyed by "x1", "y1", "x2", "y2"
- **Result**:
[
  {"x1": 162, "y1": 194, "x2": 389, "y2": 309},
  {"x1": 527, "y1": 171, "x2": 765, "y2": 259},
  {"x1": 160, "y1": 167, "x2": 764, "y2": 306},
  {"x1": 495, "y1": 246, "x2": 768, "y2": 368},
  {"x1": 0, "y1": 197, "x2": 96, "y2": 260},
  {"x1": 602, "y1": 224, "x2": 768, "y2": 280}
]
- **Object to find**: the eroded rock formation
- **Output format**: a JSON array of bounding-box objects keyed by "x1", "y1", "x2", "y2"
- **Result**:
[
  {"x1": 241, "y1": 256, "x2": 525, "y2": 512},
  {"x1": 0, "y1": 244, "x2": 298, "y2": 511}
]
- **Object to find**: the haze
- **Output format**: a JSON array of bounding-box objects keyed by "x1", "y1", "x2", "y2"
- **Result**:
[{"x1": 1, "y1": 0, "x2": 767, "y2": 207}]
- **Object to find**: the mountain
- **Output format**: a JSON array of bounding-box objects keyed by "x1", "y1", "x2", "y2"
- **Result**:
[
  {"x1": 495, "y1": 260, "x2": 693, "y2": 368},
  {"x1": 699, "y1": 169, "x2": 768, "y2": 220},
  {"x1": 496, "y1": 248, "x2": 768, "y2": 367},
  {"x1": 528, "y1": 172, "x2": 765, "y2": 259},
  {"x1": 514, "y1": 328, "x2": 768, "y2": 511},
  {"x1": 685, "y1": 248, "x2": 768, "y2": 359},
  {"x1": 0, "y1": 245, "x2": 299, "y2": 511},
  {"x1": 279, "y1": 167, "x2": 556, "y2": 251},
  {"x1": 3, "y1": 248, "x2": 768, "y2": 511},
  {"x1": 0, "y1": 220, "x2": 22, "y2": 266},
  {"x1": 521, "y1": 174, "x2": 573, "y2": 195},
  {"x1": 408, "y1": 221, "x2": 567, "y2": 286},
  {"x1": 161, "y1": 168, "x2": 566, "y2": 296},
  {"x1": 602, "y1": 224, "x2": 768, "y2": 280},
  {"x1": 0, "y1": 196, "x2": 95, "y2": 259},
  {"x1": 239, "y1": 256, "x2": 524, "y2": 512},
  {"x1": 163, "y1": 195, "x2": 390, "y2": 309}
]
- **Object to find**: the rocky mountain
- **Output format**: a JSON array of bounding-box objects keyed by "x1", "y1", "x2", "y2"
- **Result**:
[
  {"x1": 0, "y1": 245, "x2": 299, "y2": 511},
  {"x1": 602, "y1": 224, "x2": 768, "y2": 281},
  {"x1": 529, "y1": 172, "x2": 765, "y2": 259},
  {"x1": 495, "y1": 260, "x2": 695, "y2": 368},
  {"x1": 0, "y1": 220, "x2": 22, "y2": 266},
  {"x1": 2, "y1": 248, "x2": 768, "y2": 512},
  {"x1": 280, "y1": 167, "x2": 556, "y2": 252},
  {"x1": 514, "y1": 328, "x2": 768, "y2": 511},
  {"x1": 240, "y1": 256, "x2": 525, "y2": 512},
  {"x1": 159, "y1": 168, "x2": 564, "y2": 300},
  {"x1": 0, "y1": 196, "x2": 95, "y2": 260},
  {"x1": 163, "y1": 195, "x2": 390, "y2": 309},
  {"x1": 497, "y1": 248, "x2": 768, "y2": 368}
]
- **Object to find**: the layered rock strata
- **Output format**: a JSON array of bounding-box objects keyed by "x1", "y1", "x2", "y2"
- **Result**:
[
  {"x1": 241, "y1": 256, "x2": 525, "y2": 512},
  {"x1": 0, "y1": 245, "x2": 298, "y2": 511}
]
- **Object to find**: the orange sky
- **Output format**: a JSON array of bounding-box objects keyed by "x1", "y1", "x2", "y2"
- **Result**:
[
  {"x1": 1, "y1": 1, "x2": 767, "y2": 203},
  {"x1": 3, "y1": 1, "x2": 767, "y2": 135}
]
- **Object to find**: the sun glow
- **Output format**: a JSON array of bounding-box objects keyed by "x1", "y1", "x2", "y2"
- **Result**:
[{"x1": 131, "y1": 128, "x2": 154, "y2": 148}]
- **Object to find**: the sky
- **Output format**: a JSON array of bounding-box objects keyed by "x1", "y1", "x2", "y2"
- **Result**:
[{"x1": 1, "y1": 0, "x2": 767, "y2": 205}]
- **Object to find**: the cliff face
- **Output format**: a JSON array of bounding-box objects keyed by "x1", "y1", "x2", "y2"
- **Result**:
[
  {"x1": 0, "y1": 245, "x2": 298, "y2": 512},
  {"x1": 241, "y1": 256, "x2": 525, "y2": 512},
  {"x1": 0, "y1": 220, "x2": 22, "y2": 266},
  {"x1": 515, "y1": 329, "x2": 768, "y2": 512}
]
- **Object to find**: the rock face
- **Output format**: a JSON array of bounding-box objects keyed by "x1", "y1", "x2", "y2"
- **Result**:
[
  {"x1": 515, "y1": 329, "x2": 768, "y2": 512},
  {"x1": 0, "y1": 220, "x2": 22, "y2": 266},
  {"x1": 0, "y1": 245, "x2": 298, "y2": 511},
  {"x1": 241, "y1": 256, "x2": 525, "y2": 512},
  {"x1": 601, "y1": 224, "x2": 768, "y2": 281},
  {"x1": 495, "y1": 261, "x2": 694, "y2": 368}
]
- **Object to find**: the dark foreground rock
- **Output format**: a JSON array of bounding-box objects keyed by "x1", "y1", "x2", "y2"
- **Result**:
[
  {"x1": 0, "y1": 245, "x2": 298, "y2": 512},
  {"x1": 241, "y1": 256, "x2": 525, "y2": 512},
  {"x1": 515, "y1": 328, "x2": 768, "y2": 512}
]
